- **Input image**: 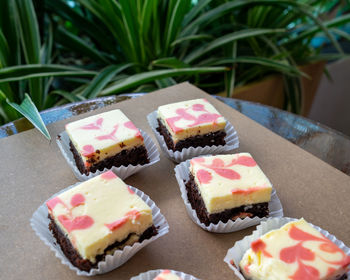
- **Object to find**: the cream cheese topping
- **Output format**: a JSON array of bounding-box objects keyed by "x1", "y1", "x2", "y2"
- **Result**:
[
  {"x1": 157, "y1": 98, "x2": 226, "y2": 143},
  {"x1": 240, "y1": 219, "x2": 350, "y2": 280},
  {"x1": 46, "y1": 171, "x2": 153, "y2": 262},
  {"x1": 190, "y1": 153, "x2": 272, "y2": 214},
  {"x1": 65, "y1": 109, "x2": 144, "y2": 168},
  {"x1": 154, "y1": 270, "x2": 183, "y2": 280}
]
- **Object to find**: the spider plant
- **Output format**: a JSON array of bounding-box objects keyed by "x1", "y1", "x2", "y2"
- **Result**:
[
  {"x1": 45, "y1": 0, "x2": 350, "y2": 112},
  {"x1": 0, "y1": 0, "x2": 97, "y2": 138},
  {"x1": 0, "y1": 0, "x2": 349, "y2": 138},
  {"x1": 194, "y1": 0, "x2": 350, "y2": 112}
]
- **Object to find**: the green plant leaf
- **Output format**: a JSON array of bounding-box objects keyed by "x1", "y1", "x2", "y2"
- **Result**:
[
  {"x1": 155, "y1": 77, "x2": 177, "y2": 88},
  {"x1": 14, "y1": 0, "x2": 40, "y2": 64},
  {"x1": 181, "y1": 0, "x2": 308, "y2": 37},
  {"x1": 164, "y1": 0, "x2": 191, "y2": 54},
  {"x1": 0, "y1": 64, "x2": 97, "y2": 83},
  {"x1": 296, "y1": 6, "x2": 344, "y2": 54},
  {"x1": 0, "y1": 90, "x2": 19, "y2": 122},
  {"x1": 118, "y1": 0, "x2": 143, "y2": 63},
  {"x1": 81, "y1": 64, "x2": 134, "y2": 98},
  {"x1": 183, "y1": 0, "x2": 212, "y2": 27},
  {"x1": 55, "y1": 26, "x2": 110, "y2": 64},
  {"x1": 151, "y1": 57, "x2": 189, "y2": 69},
  {"x1": 171, "y1": 34, "x2": 213, "y2": 47},
  {"x1": 283, "y1": 14, "x2": 350, "y2": 46},
  {"x1": 140, "y1": 0, "x2": 156, "y2": 39},
  {"x1": 133, "y1": 83, "x2": 157, "y2": 93},
  {"x1": 6, "y1": 93, "x2": 51, "y2": 140},
  {"x1": 0, "y1": 30, "x2": 10, "y2": 67},
  {"x1": 331, "y1": 28, "x2": 350, "y2": 41},
  {"x1": 50, "y1": 90, "x2": 86, "y2": 103},
  {"x1": 209, "y1": 56, "x2": 308, "y2": 77},
  {"x1": 13, "y1": 0, "x2": 43, "y2": 108},
  {"x1": 47, "y1": 0, "x2": 118, "y2": 54},
  {"x1": 225, "y1": 41, "x2": 237, "y2": 98},
  {"x1": 185, "y1": 28, "x2": 285, "y2": 63},
  {"x1": 101, "y1": 67, "x2": 228, "y2": 95}
]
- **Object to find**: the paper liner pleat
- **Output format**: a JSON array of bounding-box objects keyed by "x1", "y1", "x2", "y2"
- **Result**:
[
  {"x1": 57, "y1": 129, "x2": 160, "y2": 181},
  {"x1": 130, "y1": 269, "x2": 199, "y2": 280},
  {"x1": 30, "y1": 182, "x2": 169, "y2": 276},
  {"x1": 147, "y1": 111, "x2": 239, "y2": 163},
  {"x1": 223, "y1": 217, "x2": 350, "y2": 280},
  {"x1": 174, "y1": 159, "x2": 283, "y2": 233}
]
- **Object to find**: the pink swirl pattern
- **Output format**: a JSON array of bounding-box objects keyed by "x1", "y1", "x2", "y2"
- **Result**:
[
  {"x1": 46, "y1": 193, "x2": 94, "y2": 238},
  {"x1": 249, "y1": 225, "x2": 350, "y2": 279},
  {"x1": 80, "y1": 117, "x2": 103, "y2": 130},
  {"x1": 165, "y1": 100, "x2": 222, "y2": 134},
  {"x1": 192, "y1": 155, "x2": 257, "y2": 184},
  {"x1": 105, "y1": 210, "x2": 141, "y2": 231}
]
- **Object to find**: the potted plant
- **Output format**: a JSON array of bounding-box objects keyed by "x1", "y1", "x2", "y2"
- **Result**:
[
  {"x1": 44, "y1": 0, "x2": 350, "y2": 115},
  {"x1": 0, "y1": 0, "x2": 349, "y2": 137}
]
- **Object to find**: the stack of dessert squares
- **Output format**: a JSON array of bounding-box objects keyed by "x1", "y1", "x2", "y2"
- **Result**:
[{"x1": 31, "y1": 97, "x2": 350, "y2": 279}]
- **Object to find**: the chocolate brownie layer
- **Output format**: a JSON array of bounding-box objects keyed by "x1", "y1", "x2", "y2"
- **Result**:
[
  {"x1": 48, "y1": 215, "x2": 157, "y2": 271},
  {"x1": 156, "y1": 119, "x2": 226, "y2": 152},
  {"x1": 69, "y1": 141, "x2": 149, "y2": 175},
  {"x1": 185, "y1": 174, "x2": 269, "y2": 226}
]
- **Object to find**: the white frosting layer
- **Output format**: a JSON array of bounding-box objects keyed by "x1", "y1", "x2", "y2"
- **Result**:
[
  {"x1": 240, "y1": 219, "x2": 350, "y2": 280},
  {"x1": 157, "y1": 98, "x2": 226, "y2": 143},
  {"x1": 65, "y1": 109, "x2": 144, "y2": 169},
  {"x1": 190, "y1": 153, "x2": 272, "y2": 214},
  {"x1": 46, "y1": 171, "x2": 153, "y2": 262}
]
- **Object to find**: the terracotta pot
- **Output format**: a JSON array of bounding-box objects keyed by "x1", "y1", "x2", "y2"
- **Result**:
[{"x1": 218, "y1": 61, "x2": 325, "y2": 116}]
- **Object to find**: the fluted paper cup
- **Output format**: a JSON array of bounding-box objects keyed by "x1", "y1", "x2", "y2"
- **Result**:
[
  {"x1": 147, "y1": 111, "x2": 239, "y2": 163},
  {"x1": 174, "y1": 159, "x2": 283, "y2": 233},
  {"x1": 224, "y1": 217, "x2": 350, "y2": 280},
  {"x1": 57, "y1": 129, "x2": 160, "y2": 181},
  {"x1": 30, "y1": 182, "x2": 169, "y2": 276},
  {"x1": 131, "y1": 269, "x2": 199, "y2": 280}
]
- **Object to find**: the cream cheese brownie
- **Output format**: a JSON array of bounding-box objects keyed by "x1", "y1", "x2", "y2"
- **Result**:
[
  {"x1": 186, "y1": 153, "x2": 272, "y2": 225},
  {"x1": 65, "y1": 109, "x2": 148, "y2": 175},
  {"x1": 156, "y1": 98, "x2": 226, "y2": 151},
  {"x1": 240, "y1": 219, "x2": 350, "y2": 280},
  {"x1": 154, "y1": 270, "x2": 183, "y2": 280},
  {"x1": 46, "y1": 171, "x2": 157, "y2": 271}
]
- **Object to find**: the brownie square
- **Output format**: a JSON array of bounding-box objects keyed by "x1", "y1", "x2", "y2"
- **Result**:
[
  {"x1": 46, "y1": 171, "x2": 157, "y2": 271},
  {"x1": 240, "y1": 219, "x2": 350, "y2": 280},
  {"x1": 156, "y1": 98, "x2": 226, "y2": 152},
  {"x1": 187, "y1": 154, "x2": 272, "y2": 225},
  {"x1": 65, "y1": 109, "x2": 149, "y2": 175}
]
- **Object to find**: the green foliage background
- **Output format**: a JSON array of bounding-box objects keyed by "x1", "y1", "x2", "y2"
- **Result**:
[{"x1": 0, "y1": 0, "x2": 349, "y2": 134}]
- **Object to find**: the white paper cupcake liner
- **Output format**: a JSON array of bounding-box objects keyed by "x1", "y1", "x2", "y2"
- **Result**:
[
  {"x1": 30, "y1": 182, "x2": 170, "y2": 276},
  {"x1": 57, "y1": 129, "x2": 160, "y2": 181},
  {"x1": 147, "y1": 111, "x2": 239, "y2": 163},
  {"x1": 174, "y1": 159, "x2": 283, "y2": 233},
  {"x1": 224, "y1": 217, "x2": 350, "y2": 280},
  {"x1": 130, "y1": 269, "x2": 199, "y2": 280}
]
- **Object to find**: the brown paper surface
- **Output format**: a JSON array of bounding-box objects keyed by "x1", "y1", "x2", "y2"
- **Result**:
[{"x1": 1, "y1": 83, "x2": 349, "y2": 280}]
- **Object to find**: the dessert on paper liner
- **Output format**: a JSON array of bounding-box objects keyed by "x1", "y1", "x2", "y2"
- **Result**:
[
  {"x1": 130, "y1": 269, "x2": 199, "y2": 280},
  {"x1": 147, "y1": 111, "x2": 239, "y2": 163},
  {"x1": 57, "y1": 129, "x2": 160, "y2": 181},
  {"x1": 223, "y1": 217, "x2": 350, "y2": 280},
  {"x1": 174, "y1": 158, "x2": 283, "y2": 233},
  {"x1": 30, "y1": 182, "x2": 169, "y2": 276}
]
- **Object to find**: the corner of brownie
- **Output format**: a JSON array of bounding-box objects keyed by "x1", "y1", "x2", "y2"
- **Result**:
[
  {"x1": 186, "y1": 154, "x2": 272, "y2": 225},
  {"x1": 156, "y1": 99, "x2": 227, "y2": 151},
  {"x1": 46, "y1": 171, "x2": 156, "y2": 271},
  {"x1": 65, "y1": 109, "x2": 149, "y2": 175}
]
